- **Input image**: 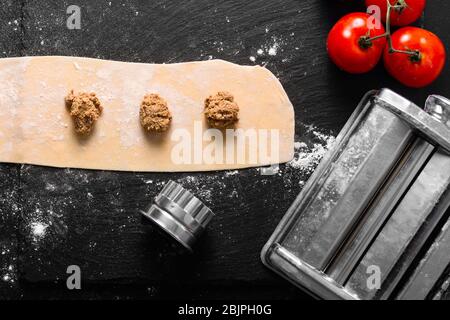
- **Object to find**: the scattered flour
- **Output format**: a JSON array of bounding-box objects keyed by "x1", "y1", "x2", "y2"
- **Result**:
[
  {"x1": 249, "y1": 33, "x2": 297, "y2": 66},
  {"x1": 288, "y1": 131, "x2": 336, "y2": 173},
  {"x1": 1, "y1": 264, "x2": 15, "y2": 284},
  {"x1": 224, "y1": 170, "x2": 239, "y2": 177},
  {"x1": 30, "y1": 221, "x2": 48, "y2": 241},
  {"x1": 0, "y1": 240, "x2": 16, "y2": 287},
  {"x1": 268, "y1": 44, "x2": 279, "y2": 56}
]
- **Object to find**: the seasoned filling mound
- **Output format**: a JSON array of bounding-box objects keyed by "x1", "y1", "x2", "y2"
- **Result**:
[
  {"x1": 204, "y1": 91, "x2": 239, "y2": 129},
  {"x1": 140, "y1": 94, "x2": 172, "y2": 133},
  {"x1": 65, "y1": 90, "x2": 103, "y2": 135}
]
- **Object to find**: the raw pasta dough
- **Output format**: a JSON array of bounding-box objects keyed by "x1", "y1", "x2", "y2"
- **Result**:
[{"x1": 0, "y1": 56, "x2": 294, "y2": 172}]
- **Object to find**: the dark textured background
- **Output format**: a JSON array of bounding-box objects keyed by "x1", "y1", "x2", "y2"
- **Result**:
[{"x1": 0, "y1": 0, "x2": 449, "y2": 300}]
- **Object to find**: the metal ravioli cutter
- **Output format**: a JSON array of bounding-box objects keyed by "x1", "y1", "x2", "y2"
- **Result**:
[
  {"x1": 262, "y1": 88, "x2": 450, "y2": 300},
  {"x1": 141, "y1": 181, "x2": 214, "y2": 252}
]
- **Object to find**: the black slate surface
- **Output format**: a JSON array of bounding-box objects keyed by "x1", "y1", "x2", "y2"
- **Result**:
[{"x1": 0, "y1": 0, "x2": 449, "y2": 300}]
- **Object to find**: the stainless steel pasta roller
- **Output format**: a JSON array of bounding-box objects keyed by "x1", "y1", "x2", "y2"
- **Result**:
[
  {"x1": 262, "y1": 88, "x2": 450, "y2": 300},
  {"x1": 141, "y1": 180, "x2": 215, "y2": 252}
]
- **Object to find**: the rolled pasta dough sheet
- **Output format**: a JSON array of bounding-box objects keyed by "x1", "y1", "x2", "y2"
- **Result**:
[{"x1": 0, "y1": 56, "x2": 294, "y2": 172}]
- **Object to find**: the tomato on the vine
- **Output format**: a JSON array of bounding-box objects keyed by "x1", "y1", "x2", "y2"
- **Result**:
[
  {"x1": 365, "y1": 0, "x2": 426, "y2": 26},
  {"x1": 384, "y1": 27, "x2": 446, "y2": 88},
  {"x1": 327, "y1": 13, "x2": 386, "y2": 74}
]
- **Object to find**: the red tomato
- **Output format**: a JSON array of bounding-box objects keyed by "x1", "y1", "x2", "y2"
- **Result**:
[
  {"x1": 365, "y1": 0, "x2": 426, "y2": 26},
  {"x1": 327, "y1": 13, "x2": 386, "y2": 74},
  {"x1": 384, "y1": 27, "x2": 446, "y2": 88}
]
